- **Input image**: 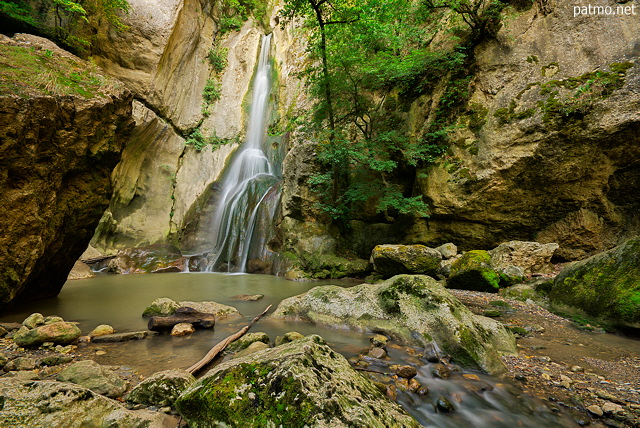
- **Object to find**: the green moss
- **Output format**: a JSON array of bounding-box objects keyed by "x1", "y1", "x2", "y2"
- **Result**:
[
  {"x1": 526, "y1": 55, "x2": 539, "y2": 64},
  {"x1": 379, "y1": 276, "x2": 430, "y2": 314},
  {"x1": 447, "y1": 250, "x2": 504, "y2": 292},
  {"x1": 466, "y1": 103, "x2": 488, "y2": 133},
  {"x1": 0, "y1": 45, "x2": 119, "y2": 98}
]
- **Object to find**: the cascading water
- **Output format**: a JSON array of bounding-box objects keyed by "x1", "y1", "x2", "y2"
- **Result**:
[{"x1": 204, "y1": 34, "x2": 279, "y2": 273}]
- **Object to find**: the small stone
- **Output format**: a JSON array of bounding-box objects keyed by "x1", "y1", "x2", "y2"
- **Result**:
[
  {"x1": 431, "y1": 364, "x2": 451, "y2": 379},
  {"x1": 77, "y1": 336, "x2": 91, "y2": 344},
  {"x1": 370, "y1": 334, "x2": 388, "y2": 348},
  {"x1": 602, "y1": 401, "x2": 623, "y2": 415},
  {"x1": 515, "y1": 373, "x2": 527, "y2": 382},
  {"x1": 570, "y1": 365, "x2": 584, "y2": 373},
  {"x1": 160, "y1": 407, "x2": 171, "y2": 414},
  {"x1": 436, "y1": 396, "x2": 455, "y2": 413},
  {"x1": 416, "y1": 386, "x2": 429, "y2": 396},
  {"x1": 408, "y1": 378, "x2": 421, "y2": 393},
  {"x1": 91, "y1": 331, "x2": 149, "y2": 343},
  {"x1": 395, "y1": 365, "x2": 417, "y2": 379},
  {"x1": 561, "y1": 380, "x2": 571, "y2": 389},
  {"x1": 435, "y1": 243, "x2": 458, "y2": 259},
  {"x1": 386, "y1": 384, "x2": 397, "y2": 401},
  {"x1": 23, "y1": 313, "x2": 45, "y2": 329},
  {"x1": 368, "y1": 347, "x2": 387, "y2": 359},
  {"x1": 96, "y1": 350, "x2": 107, "y2": 356},
  {"x1": 171, "y1": 323, "x2": 195, "y2": 336},
  {"x1": 423, "y1": 343, "x2": 440, "y2": 363},
  {"x1": 0, "y1": 353, "x2": 7, "y2": 367},
  {"x1": 542, "y1": 373, "x2": 551, "y2": 380},
  {"x1": 587, "y1": 405, "x2": 604, "y2": 417},
  {"x1": 463, "y1": 374, "x2": 480, "y2": 381},
  {"x1": 537, "y1": 356, "x2": 551, "y2": 363},
  {"x1": 560, "y1": 375, "x2": 572, "y2": 384},
  {"x1": 90, "y1": 325, "x2": 116, "y2": 337},
  {"x1": 4, "y1": 357, "x2": 36, "y2": 371},
  {"x1": 274, "y1": 331, "x2": 304, "y2": 346},
  {"x1": 40, "y1": 355, "x2": 73, "y2": 366},
  {"x1": 395, "y1": 378, "x2": 409, "y2": 391}
]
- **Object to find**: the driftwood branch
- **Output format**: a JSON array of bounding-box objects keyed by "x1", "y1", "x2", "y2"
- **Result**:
[{"x1": 186, "y1": 304, "x2": 272, "y2": 375}]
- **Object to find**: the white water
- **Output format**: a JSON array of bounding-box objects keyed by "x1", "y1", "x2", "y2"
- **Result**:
[{"x1": 205, "y1": 35, "x2": 277, "y2": 272}]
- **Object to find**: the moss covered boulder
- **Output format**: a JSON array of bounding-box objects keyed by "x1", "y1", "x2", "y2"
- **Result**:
[
  {"x1": 447, "y1": 250, "x2": 519, "y2": 292},
  {"x1": 175, "y1": 335, "x2": 420, "y2": 427},
  {"x1": 127, "y1": 369, "x2": 195, "y2": 407},
  {"x1": 272, "y1": 275, "x2": 516, "y2": 373},
  {"x1": 13, "y1": 322, "x2": 81, "y2": 347},
  {"x1": 550, "y1": 237, "x2": 640, "y2": 327},
  {"x1": 371, "y1": 245, "x2": 442, "y2": 278},
  {"x1": 142, "y1": 297, "x2": 239, "y2": 319}
]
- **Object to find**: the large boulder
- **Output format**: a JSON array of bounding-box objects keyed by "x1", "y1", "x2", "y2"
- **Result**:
[
  {"x1": 550, "y1": 237, "x2": 640, "y2": 327},
  {"x1": 57, "y1": 360, "x2": 128, "y2": 398},
  {"x1": 0, "y1": 34, "x2": 133, "y2": 310},
  {"x1": 0, "y1": 378, "x2": 173, "y2": 427},
  {"x1": 13, "y1": 322, "x2": 81, "y2": 347},
  {"x1": 272, "y1": 275, "x2": 516, "y2": 373},
  {"x1": 142, "y1": 297, "x2": 239, "y2": 319},
  {"x1": 489, "y1": 241, "x2": 558, "y2": 275},
  {"x1": 447, "y1": 250, "x2": 512, "y2": 292},
  {"x1": 175, "y1": 335, "x2": 420, "y2": 427},
  {"x1": 371, "y1": 244, "x2": 442, "y2": 277},
  {"x1": 108, "y1": 244, "x2": 186, "y2": 274},
  {"x1": 127, "y1": 369, "x2": 195, "y2": 407}
]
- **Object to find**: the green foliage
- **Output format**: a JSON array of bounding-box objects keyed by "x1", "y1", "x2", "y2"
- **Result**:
[
  {"x1": 207, "y1": 46, "x2": 228, "y2": 73},
  {"x1": 185, "y1": 128, "x2": 236, "y2": 152},
  {"x1": 0, "y1": 0, "x2": 38, "y2": 27},
  {"x1": 218, "y1": 0, "x2": 266, "y2": 34},
  {"x1": 203, "y1": 78, "x2": 222, "y2": 103}
]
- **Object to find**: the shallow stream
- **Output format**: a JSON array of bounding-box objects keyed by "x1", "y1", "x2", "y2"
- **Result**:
[{"x1": 3, "y1": 273, "x2": 578, "y2": 427}]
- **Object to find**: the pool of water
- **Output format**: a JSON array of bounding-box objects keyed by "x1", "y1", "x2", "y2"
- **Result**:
[{"x1": 2, "y1": 272, "x2": 578, "y2": 427}]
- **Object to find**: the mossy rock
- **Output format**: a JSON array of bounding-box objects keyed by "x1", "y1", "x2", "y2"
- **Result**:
[
  {"x1": 300, "y1": 253, "x2": 370, "y2": 279},
  {"x1": 126, "y1": 369, "x2": 195, "y2": 407},
  {"x1": 272, "y1": 275, "x2": 516, "y2": 374},
  {"x1": 371, "y1": 244, "x2": 442, "y2": 278},
  {"x1": 226, "y1": 332, "x2": 271, "y2": 353},
  {"x1": 550, "y1": 237, "x2": 640, "y2": 327},
  {"x1": 447, "y1": 250, "x2": 503, "y2": 292},
  {"x1": 175, "y1": 335, "x2": 420, "y2": 427}
]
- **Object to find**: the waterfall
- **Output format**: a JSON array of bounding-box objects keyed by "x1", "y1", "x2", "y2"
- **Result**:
[{"x1": 205, "y1": 34, "x2": 279, "y2": 273}]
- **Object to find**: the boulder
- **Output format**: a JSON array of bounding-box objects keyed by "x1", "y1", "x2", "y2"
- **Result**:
[
  {"x1": 274, "y1": 331, "x2": 304, "y2": 346},
  {"x1": 226, "y1": 332, "x2": 271, "y2": 353},
  {"x1": 44, "y1": 316, "x2": 64, "y2": 325},
  {"x1": 127, "y1": 369, "x2": 195, "y2": 407},
  {"x1": 13, "y1": 322, "x2": 81, "y2": 347},
  {"x1": 499, "y1": 283, "x2": 549, "y2": 305},
  {"x1": 489, "y1": 241, "x2": 558, "y2": 275},
  {"x1": 22, "y1": 313, "x2": 45, "y2": 329},
  {"x1": 272, "y1": 275, "x2": 516, "y2": 373},
  {"x1": 371, "y1": 245, "x2": 442, "y2": 277},
  {"x1": 142, "y1": 297, "x2": 239, "y2": 319},
  {"x1": 3, "y1": 357, "x2": 36, "y2": 372},
  {"x1": 67, "y1": 261, "x2": 95, "y2": 280},
  {"x1": 56, "y1": 360, "x2": 128, "y2": 398},
  {"x1": 447, "y1": 250, "x2": 525, "y2": 292},
  {"x1": 142, "y1": 297, "x2": 181, "y2": 317},
  {"x1": 550, "y1": 237, "x2": 640, "y2": 327},
  {"x1": 175, "y1": 335, "x2": 421, "y2": 427},
  {"x1": 0, "y1": 378, "x2": 173, "y2": 427},
  {"x1": 233, "y1": 341, "x2": 270, "y2": 359},
  {"x1": 108, "y1": 244, "x2": 186, "y2": 274},
  {"x1": 435, "y1": 243, "x2": 458, "y2": 259}
]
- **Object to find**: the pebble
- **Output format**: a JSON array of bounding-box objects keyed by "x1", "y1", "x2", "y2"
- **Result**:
[
  {"x1": 571, "y1": 365, "x2": 584, "y2": 373},
  {"x1": 386, "y1": 384, "x2": 397, "y2": 401},
  {"x1": 463, "y1": 374, "x2": 480, "y2": 381},
  {"x1": 370, "y1": 334, "x2": 388, "y2": 348},
  {"x1": 368, "y1": 347, "x2": 386, "y2": 359},
  {"x1": 95, "y1": 350, "x2": 107, "y2": 356},
  {"x1": 436, "y1": 396, "x2": 455, "y2": 413},
  {"x1": 416, "y1": 386, "x2": 429, "y2": 396},
  {"x1": 587, "y1": 405, "x2": 604, "y2": 417},
  {"x1": 408, "y1": 378, "x2": 421, "y2": 393},
  {"x1": 601, "y1": 401, "x2": 624, "y2": 415},
  {"x1": 542, "y1": 373, "x2": 551, "y2": 380},
  {"x1": 431, "y1": 364, "x2": 451, "y2": 379}
]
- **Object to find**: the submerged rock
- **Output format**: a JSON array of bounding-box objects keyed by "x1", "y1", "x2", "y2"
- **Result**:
[
  {"x1": 550, "y1": 237, "x2": 640, "y2": 327},
  {"x1": 272, "y1": 275, "x2": 516, "y2": 373},
  {"x1": 127, "y1": 369, "x2": 195, "y2": 407},
  {"x1": 57, "y1": 360, "x2": 128, "y2": 398},
  {"x1": 175, "y1": 335, "x2": 421, "y2": 427},
  {"x1": 371, "y1": 244, "x2": 442, "y2": 278},
  {"x1": 13, "y1": 322, "x2": 81, "y2": 347},
  {"x1": 0, "y1": 378, "x2": 173, "y2": 427},
  {"x1": 91, "y1": 331, "x2": 150, "y2": 343}
]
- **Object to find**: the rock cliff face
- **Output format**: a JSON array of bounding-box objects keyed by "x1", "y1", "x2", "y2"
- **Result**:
[{"x1": 0, "y1": 35, "x2": 133, "y2": 309}]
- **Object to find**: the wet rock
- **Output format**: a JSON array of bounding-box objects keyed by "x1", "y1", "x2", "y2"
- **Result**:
[
  {"x1": 4, "y1": 357, "x2": 36, "y2": 372},
  {"x1": 234, "y1": 341, "x2": 270, "y2": 359},
  {"x1": 57, "y1": 360, "x2": 128, "y2": 398},
  {"x1": 369, "y1": 347, "x2": 387, "y2": 359},
  {"x1": 423, "y1": 343, "x2": 440, "y2": 363},
  {"x1": 370, "y1": 334, "x2": 388, "y2": 348},
  {"x1": 551, "y1": 237, "x2": 640, "y2": 327},
  {"x1": 274, "y1": 331, "x2": 304, "y2": 346},
  {"x1": 435, "y1": 243, "x2": 458, "y2": 259},
  {"x1": 0, "y1": 378, "x2": 172, "y2": 426},
  {"x1": 171, "y1": 323, "x2": 195, "y2": 336},
  {"x1": 40, "y1": 355, "x2": 73, "y2": 366},
  {"x1": 395, "y1": 365, "x2": 417, "y2": 379},
  {"x1": 462, "y1": 374, "x2": 480, "y2": 381},
  {"x1": 22, "y1": 313, "x2": 45, "y2": 329},
  {"x1": 436, "y1": 396, "x2": 455, "y2": 413},
  {"x1": 231, "y1": 294, "x2": 264, "y2": 301},
  {"x1": 416, "y1": 386, "x2": 430, "y2": 396},
  {"x1": 13, "y1": 322, "x2": 81, "y2": 347},
  {"x1": 408, "y1": 378, "x2": 421, "y2": 393},
  {"x1": 489, "y1": 241, "x2": 558, "y2": 275},
  {"x1": 371, "y1": 245, "x2": 442, "y2": 278},
  {"x1": 91, "y1": 331, "x2": 150, "y2": 343},
  {"x1": 227, "y1": 332, "x2": 271, "y2": 352},
  {"x1": 127, "y1": 369, "x2": 195, "y2": 407},
  {"x1": 273, "y1": 275, "x2": 516, "y2": 374},
  {"x1": 431, "y1": 364, "x2": 451, "y2": 379},
  {"x1": 175, "y1": 335, "x2": 421, "y2": 427},
  {"x1": 89, "y1": 325, "x2": 115, "y2": 337},
  {"x1": 395, "y1": 378, "x2": 409, "y2": 391},
  {"x1": 109, "y1": 244, "x2": 186, "y2": 274}
]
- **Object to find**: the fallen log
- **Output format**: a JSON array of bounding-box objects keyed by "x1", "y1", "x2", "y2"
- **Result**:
[
  {"x1": 148, "y1": 308, "x2": 215, "y2": 331},
  {"x1": 186, "y1": 304, "x2": 272, "y2": 375}
]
